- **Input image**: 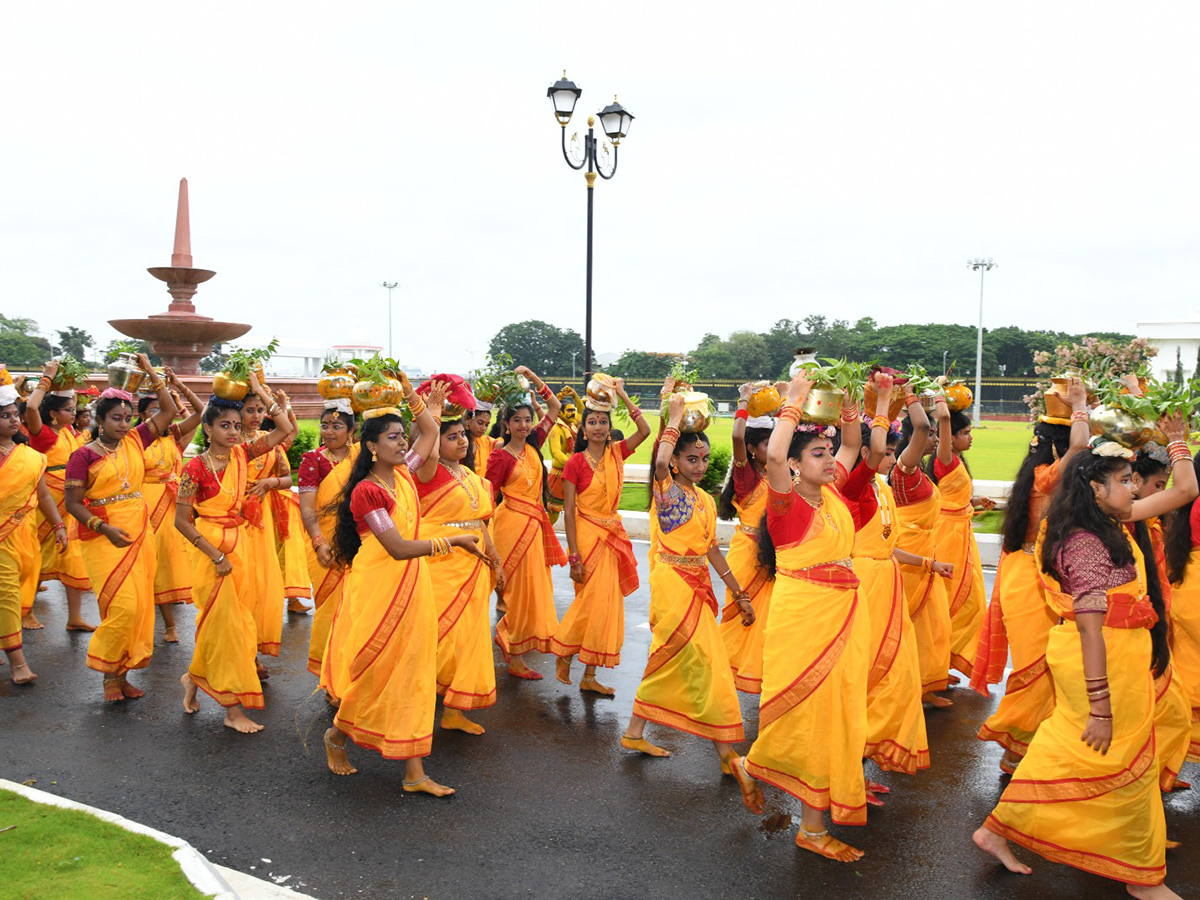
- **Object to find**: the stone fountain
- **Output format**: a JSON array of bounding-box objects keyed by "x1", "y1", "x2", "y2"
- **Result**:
[{"x1": 109, "y1": 178, "x2": 250, "y2": 375}]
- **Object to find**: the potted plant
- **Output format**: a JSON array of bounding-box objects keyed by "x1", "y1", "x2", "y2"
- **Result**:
[
  {"x1": 51, "y1": 355, "x2": 91, "y2": 391},
  {"x1": 318, "y1": 356, "x2": 357, "y2": 401},
  {"x1": 659, "y1": 361, "x2": 713, "y2": 432},
  {"x1": 213, "y1": 338, "x2": 278, "y2": 401},
  {"x1": 349, "y1": 354, "x2": 405, "y2": 411},
  {"x1": 797, "y1": 357, "x2": 864, "y2": 425},
  {"x1": 1089, "y1": 378, "x2": 1194, "y2": 449}
]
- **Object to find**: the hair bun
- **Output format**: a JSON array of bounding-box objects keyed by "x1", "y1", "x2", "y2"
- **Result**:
[{"x1": 208, "y1": 395, "x2": 244, "y2": 411}]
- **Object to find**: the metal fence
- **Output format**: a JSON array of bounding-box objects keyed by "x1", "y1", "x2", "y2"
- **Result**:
[{"x1": 541, "y1": 376, "x2": 1043, "y2": 418}]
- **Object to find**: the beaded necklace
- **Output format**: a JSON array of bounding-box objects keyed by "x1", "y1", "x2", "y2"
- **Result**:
[
  {"x1": 444, "y1": 462, "x2": 480, "y2": 512},
  {"x1": 94, "y1": 436, "x2": 131, "y2": 491}
]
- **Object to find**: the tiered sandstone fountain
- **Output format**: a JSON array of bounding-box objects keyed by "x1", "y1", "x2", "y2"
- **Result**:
[{"x1": 109, "y1": 178, "x2": 250, "y2": 374}]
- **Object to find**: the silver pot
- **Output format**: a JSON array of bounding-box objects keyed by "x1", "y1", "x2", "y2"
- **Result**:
[{"x1": 106, "y1": 352, "x2": 145, "y2": 393}]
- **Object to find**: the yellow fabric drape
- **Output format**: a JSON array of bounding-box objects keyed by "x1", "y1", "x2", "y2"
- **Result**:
[
  {"x1": 35, "y1": 427, "x2": 89, "y2": 590},
  {"x1": 632, "y1": 483, "x2": 743, "y2": 742},
  {"x1": 1171, "y1": 546, "x2": 1200, "y2": 763},
  {"x1": 852, "y1": 475, "x2": 929, "y2": 774},
  {"x1": 243, "y1": 442, "x2": 285, "y2": 656},
  {"x1": 142, "y1": 433, "x2": 192, "y2": 605},
  {"x1": 305, "y1": 446, "x2": 358, "y2": 676},
  {"x1": 0, "y1": 446, "x2": 46, "y2": 650},
  {"x1": 718, "y1": 472, "x2": 773, "y2": 694},
  {"x1": 79, "y1": 435, "x2": 155, "y2": 675},
  {"x1": 185, "y1": 447, "x2": 262, "y2": 708},
  {"x1": 321, "y1": 471, "x2": 436, "y2": 759},
  {"x1": 745, "y1": 484, "x2": 869, "y2": 825},
  {"x1": 895, "y1": 486, "x2": 951, "y2": 693},
  {"x1": 934, "y1": 461, "x2": 985, "y2": 675},
  {"x1": 985, "y1": 535, "x2": 1166, "y2": 887},
  {"x1": 270, "y1": 454, "x2": 311, "y2": 600},
  {"x1": 489, "y1": 445, "x2": 564, "y2": 656},
  {"x1": 421, "y1": 465, "x2": 498, "y2": 709},
  {"x1": 976, "y1": 548, "x2": 1059, "y2": 756},
  {"x1": 552, "y1": 444, "x2": 637, "y2": 668}
]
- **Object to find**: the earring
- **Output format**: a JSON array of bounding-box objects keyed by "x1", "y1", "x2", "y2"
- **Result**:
[{"x1": 371, "y1": 449, "x2": 378, "y2": 462}]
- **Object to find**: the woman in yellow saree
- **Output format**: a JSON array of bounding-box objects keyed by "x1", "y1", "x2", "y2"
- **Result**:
[
  {"x1": 175, "y1": 377, "x2": 293, "y2": 733},
  {"x1": 929, "y1": 410, "x2": 985, "y2": 680},
  {"x1": 739, "y1": 373, "x2": 884, "y2": 862},
  {"x1": 835, "y1": 376, "x2": 930, "y2": 777},
  {"x1": 415, "y1": 379, "x2": 506, "y2": 734},
  {"x1": 622, "y1": 392, "x2": 758, "y2": 799},
  {"x1": 299, "y1": 400, "x2": 357, "y2": 678},
  {"x1": 321, "y1": 397, "x2": 485, "y2": 795},
  {"x1": 554, "y1": 377, "x2": 650, "y2": 694},
  {"x1": 974, "y1": 433, "x2": 1194, "y2": 900},
  {"x1": 238, "y1": 389, "x2": 290, "y2": 667},
  {"x1": 972, "y1": 384, "x2": 1090, "y2": 772},
  {"x1": 715, "y1": 382, "x2": 777, "y2": 695},
  {"x1": 23, "y1": 359, "x2": 92, "y2": 631},
  {"x1": 466, "y1": 404, "x2": 496, "y2": 478},
  {"x1": 892, "y1": 395, "x2": 955, "y2": 706},
  {"x1": 486, "y1": 366, "x2": 565, "y2": 679},
  {"x1": 544, "y1": 389, "x2": 579, "y2": 525},
  {"x1": 137, "y1": 372, "x2": 203, "y2": 641},
  {"x1": 63, "y1": 355, "x2": 176, "y2": 702},
  {"x1": 0, "y1": 384, "x2": 68, "y2": 684}
]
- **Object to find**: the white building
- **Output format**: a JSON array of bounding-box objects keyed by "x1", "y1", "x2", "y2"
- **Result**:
[{"x1": 1136, "y1": 315, "x2": 1200, "y2": 382}]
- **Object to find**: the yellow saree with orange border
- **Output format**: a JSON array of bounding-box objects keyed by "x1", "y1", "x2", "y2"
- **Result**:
[
  {"x1": 72, "y1": 433, "x2": 156, "y2": 675},
  {"x1": 34, "y1": 426, "x2": 89, "y2": 592},
  {"x1": 985, "y1": 531, "x2": 1166, "y2": 887},
  {"x1": 0, "y1": 445, "x2": 46, "y2": 651},
  {"x1": 718, "y1": 464, "x2": 773, "y2": 694},
  {"x1": 180, "y1": 447, "x2": 262, "y2": 708},
  {"x1": 551, "y1": 442, "x2": 637, "y2": 668},
  {"x1": 242, "y1": 436, "x2": 286, "y2": 656},
  {"x1": 303, "y1": 445, "x2": 358, "y2": 676},
  {"x1": 321, "y1": 472, "x2": 437, "y2": 759},
  {"x1": 745, "y1": 483, "x2": 869, "y2": 825},
  {"x1": 933, "y1": 457, "x2": 985, "y2": 676},
  {"x1": 895, "y1": 475, "x2": 951, "y2": 694},
  {"x1": 143, "y1": 430, "x2": 192, "y2": 605},
  {"x1": 1170, "y1": 544, "x2": 1200, "y2": 764},
  {"x1": 632, "y1": 478, "x2": 743, "y2": 742}
]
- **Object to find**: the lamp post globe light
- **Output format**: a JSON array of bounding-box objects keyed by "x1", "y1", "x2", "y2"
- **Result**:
[
  {"x1": 966, "y1": 257, "x2": 997, "y2": 428},
  {"x1": 547, "y1": 71, "x2": 634, "y2": 379}
]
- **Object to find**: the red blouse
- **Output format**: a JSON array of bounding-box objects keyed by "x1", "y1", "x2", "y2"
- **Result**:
[
  {"x1": 730, "y1": 456, "x2": 762, "y2": 501},
  {"x1": 28, "y1": 424, "x2": 65, "y2": 454},
  {"x1": 932, "y1": 455, "x2": 960, "y2": 479},
  {"x1": 178, "y1": 436, "x2": 273, "y2": 505},
  {"x1": 64, "y1": 423, "x2": 155, "y2": 483},
  {"x1": 890, "y1": 464, "x2": 934, "y2": 507},
  {"x1": 484, "y1": 414, "x2": 553, "y2": 495},
  {"x1": 298, "y1": 448, "x2": 336, "y2": 493},
  {"x1": 562, "y1": 440, "x2": 632, "y2": 494},
  {"x1": 766, "y1": 462, "x2": 878, "y2": 546}
]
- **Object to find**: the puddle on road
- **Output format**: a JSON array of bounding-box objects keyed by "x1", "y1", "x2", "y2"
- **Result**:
[{"x1": 758, "y1": 812, "x2": 792, "y2": 837}]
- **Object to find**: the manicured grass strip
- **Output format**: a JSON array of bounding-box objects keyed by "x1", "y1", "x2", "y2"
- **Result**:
[{"x1": 0, "y1": 789, "x2": 209, "y2": 900}]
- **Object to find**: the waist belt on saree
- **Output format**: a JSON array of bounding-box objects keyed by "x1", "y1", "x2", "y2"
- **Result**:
[
  {"x1": 442, "y1": 519, "x2": 484, "y2": 531},
  {"x1": 735, "y1": 522, "x2": 761, "y2": 538},
  {"x1": 88, "y1": 491, "x2": 142, "y2": 507},
  {"x1": 656, "y1": 552, "x2": 707, "y2": 569}
]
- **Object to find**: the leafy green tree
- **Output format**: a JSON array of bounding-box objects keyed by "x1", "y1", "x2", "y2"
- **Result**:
[
  {"x1": 487, "y1": 320, "x2": 586, "y2": 377},
  {"x1": 607, "y1": 350, "x2": 681, "y2": 381},
  {"x1": 56, "y1": 327, "x2": 95, "y2": 362},
  {"x1": 199, "y1": 343, "x2": 229, "y2": 374},
  {"x1": 102, "y1": 339, "x2": 160, "y2": 366},
  {"x1": 0, "y1": 317, "x2": 51, "y2": 368},
  {"x1": 1175, "y1": 347, "x2": 1185, "y2": 384}
]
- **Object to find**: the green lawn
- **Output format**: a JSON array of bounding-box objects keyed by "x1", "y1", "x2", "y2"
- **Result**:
[
  {"x1": 625, "y1": 417, "x2": 1035, "y2": 481},
  {"x1": 1, "y1": 790, "x2": 208, "y2": 900}
]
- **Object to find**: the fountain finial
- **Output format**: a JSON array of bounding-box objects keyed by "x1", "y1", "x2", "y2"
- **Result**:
[{"x1": 171, "y1": 177, "x2": 192, "y2": 267}]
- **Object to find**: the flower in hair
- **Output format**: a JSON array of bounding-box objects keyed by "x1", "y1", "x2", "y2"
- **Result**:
[{"x1": 795, "y1": 422, "x2": 836, "y2": 438}]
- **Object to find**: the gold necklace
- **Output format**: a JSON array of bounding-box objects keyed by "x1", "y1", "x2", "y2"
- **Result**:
[
  {"x1": 205, "y1": 451, "x2": 237, "y2": 499},
  {"x1": 506, "y1": 444, "x2": 535, "y2": 486},
  {"x1": 798, "y1": 489, "x2": 838, "y2": 533},
  {"x1": 368, "y1": 471, "x2": 414, "y2": 529},
  {"x1": 445, "y1": 463, "x2": 480, "y2": 511},
  {"x1": 95, "y1": 438, "x2": 132, "y2": 490},
  {"x1": 0, "y1": 443, "x2": 13, "y2": 458}
]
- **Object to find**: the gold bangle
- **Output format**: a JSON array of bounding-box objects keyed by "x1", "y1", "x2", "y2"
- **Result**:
[{"x1": 409, "y1": 397, "x2": 427, "y2": 417}]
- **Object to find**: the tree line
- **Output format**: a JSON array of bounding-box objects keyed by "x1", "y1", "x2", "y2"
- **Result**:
[{"x1": 487, "y1": 317, "x2": 1135, "y2": 382}]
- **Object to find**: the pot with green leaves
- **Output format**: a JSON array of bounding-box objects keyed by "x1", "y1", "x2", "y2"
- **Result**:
[
  {"x1": 863, "y1": 366, "x2": 909, "y2": 420},
  {"x1": 799, "y1": 384, "x2": 843, "y2": 425},
  {"x1": 352, "y1": 377, "x2": 403, "y2": 410},
  {"x1": 212, "y1": 372, "x2": 250, "y2": 401},
  {"x1": 51, "y1": 355, "x2": 91, "y2": 391},
  {"x1": 106, "y1": 352, "x2": 146, "y2": 393}
]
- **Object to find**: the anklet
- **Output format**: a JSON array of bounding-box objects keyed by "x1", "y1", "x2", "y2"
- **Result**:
[
  {"x1": 799, "y1": 826, "x2": 829, "y2": 840},
  {"x1": 403, "y1": 775, "x2": 431, "y2": 787},
  {"x1": 323, "y1": 730, "x2": 346, "y2": 751}
]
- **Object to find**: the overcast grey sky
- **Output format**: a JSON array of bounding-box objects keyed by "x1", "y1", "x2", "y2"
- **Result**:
[{"x1": 2, "y1": 2, "x2": 1198, "y2": 374}]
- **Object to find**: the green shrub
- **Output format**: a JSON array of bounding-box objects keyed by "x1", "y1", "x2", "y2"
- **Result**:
[
  {"x1": 699, "y1": 443, "x2": 731, "y2": 496},
  {"x1": 287, "y1": 421, "x2": 319, "y2": 470}
]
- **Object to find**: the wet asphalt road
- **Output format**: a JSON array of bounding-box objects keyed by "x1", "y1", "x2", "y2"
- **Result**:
[{"x1": 4, "y1": 545, "x2": 1199, "y2": 900}]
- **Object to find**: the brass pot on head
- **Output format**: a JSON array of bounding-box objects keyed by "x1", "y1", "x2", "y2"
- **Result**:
[
  {"x1": 1088, "y1": 404, "x2": 1157, "y2": 449},
  {"x1": 106, "y1": 352, "x2": 146, "y2": 393},
  {"x1": 746, "y1": 381, "x2": 782, "y2": 418},
  {"x1": 800, "y1": 384, "x2": 844, "y2": 426}
]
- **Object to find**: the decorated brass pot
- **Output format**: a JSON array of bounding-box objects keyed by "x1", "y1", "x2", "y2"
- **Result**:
[
  {"x1": 919, "y1": 390, "x2": 939, "y2": 415},
  {"x1": 942, "y1": 380, "x2": 973, "y2": 413},
  {"x1": 212, "y1": 372, "x2": 250, "y2": 402},
  {"x1": 106, "y1": 352, "x2": 146, "y2": 393},
  {"x1": 800, "y1": 384, "x2": 844, "y2": 426},
  {"x1": 1088, "y1": 404, "x2": 1157, "y2": 450},
  {"x1": 745, "y1": 381, "x2": 782, "y2": 418},
  {"x1": 862, "y1": 381, "x2": 907, "y2": 421},
  {"x1": 660, "y1": 391, "x2": 713, "y2": 433},
  {"x1": 318, "y1": 367, "x2": 356, "y2": 400},
  {"x1": 586, "y1": 372, "x2": 617, "y2": 408},
  {"x1": 353, "y1": 377, "x2": 404, "y2": 411}
]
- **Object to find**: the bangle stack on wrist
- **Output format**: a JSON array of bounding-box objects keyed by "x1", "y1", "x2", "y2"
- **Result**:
[
  {"x1": 428, "y1": 536, "x2": 452, "y2": 557},
  {"x1": 568, "y1": 552, "x2": 582, "y2": 565},
  {"x1": 870, "y1": 415, "x2": 890, "y2": 430},
  {"x1": 840, "y1": 405, "x2": 860, "y2": 423},
  {"x1": 1168, "y1": 440, "x2": 1191, "y2": 464},
  {"x1": 86, "y1": 515, "x2": 103, "y2": 532},
  {"x1": 661, "y1": 426, "x2": 681, "y2": 446},
  {"x1": 777, "y1": 405, "x2": 802, "y2": 427},
  {"x1": 1070, "y1": 410, "x2": 1089, "y2": 423}
]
